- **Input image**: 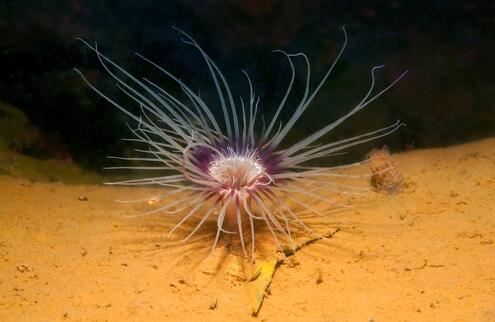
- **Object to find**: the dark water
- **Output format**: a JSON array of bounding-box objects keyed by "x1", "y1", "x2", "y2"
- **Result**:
[{"x1": 0, "y1": 1, "x2": 494, "y2": 172}]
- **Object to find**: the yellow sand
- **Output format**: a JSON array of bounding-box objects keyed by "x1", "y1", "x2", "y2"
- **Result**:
[{"x1": 0, "y1": 138, "x2": 494, "y2": 321}]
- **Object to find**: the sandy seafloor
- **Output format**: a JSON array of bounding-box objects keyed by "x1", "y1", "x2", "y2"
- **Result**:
[{"x1": 0, "y1": 138, "x2": 494, "y2": 322}]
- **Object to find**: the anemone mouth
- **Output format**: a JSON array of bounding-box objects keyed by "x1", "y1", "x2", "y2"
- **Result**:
[{"x1": 208, "y1": 149, "x2": 269, "y2": 191}]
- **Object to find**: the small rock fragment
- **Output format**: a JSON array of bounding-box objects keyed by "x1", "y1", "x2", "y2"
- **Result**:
[
  {"x1": 147, "y1": 196, "x2": 161, "y2": 205},
  {"x1": 316, "y1": 269, "x2": 323, "y2": 284},
  {"x1": 16, "y1": 264, "x2": 30, "y2": 273},
  {"x1": 209, "y1": 298, "x2": 218, "y2": 310}
]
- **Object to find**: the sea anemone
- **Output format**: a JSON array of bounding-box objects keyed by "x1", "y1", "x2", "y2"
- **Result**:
[{"x1": 74, "y1": 26, "x2": 407, "y2": 259}]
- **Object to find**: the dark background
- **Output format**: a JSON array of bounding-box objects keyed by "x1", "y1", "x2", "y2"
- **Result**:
[{"x1": 0, "y1": 0, "x2": 494, "y2": 171}]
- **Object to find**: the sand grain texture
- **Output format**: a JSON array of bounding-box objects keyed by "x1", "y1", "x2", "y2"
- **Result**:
[{"x1": 0, "y1": 138, "x2": 494, "y2": 321}]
